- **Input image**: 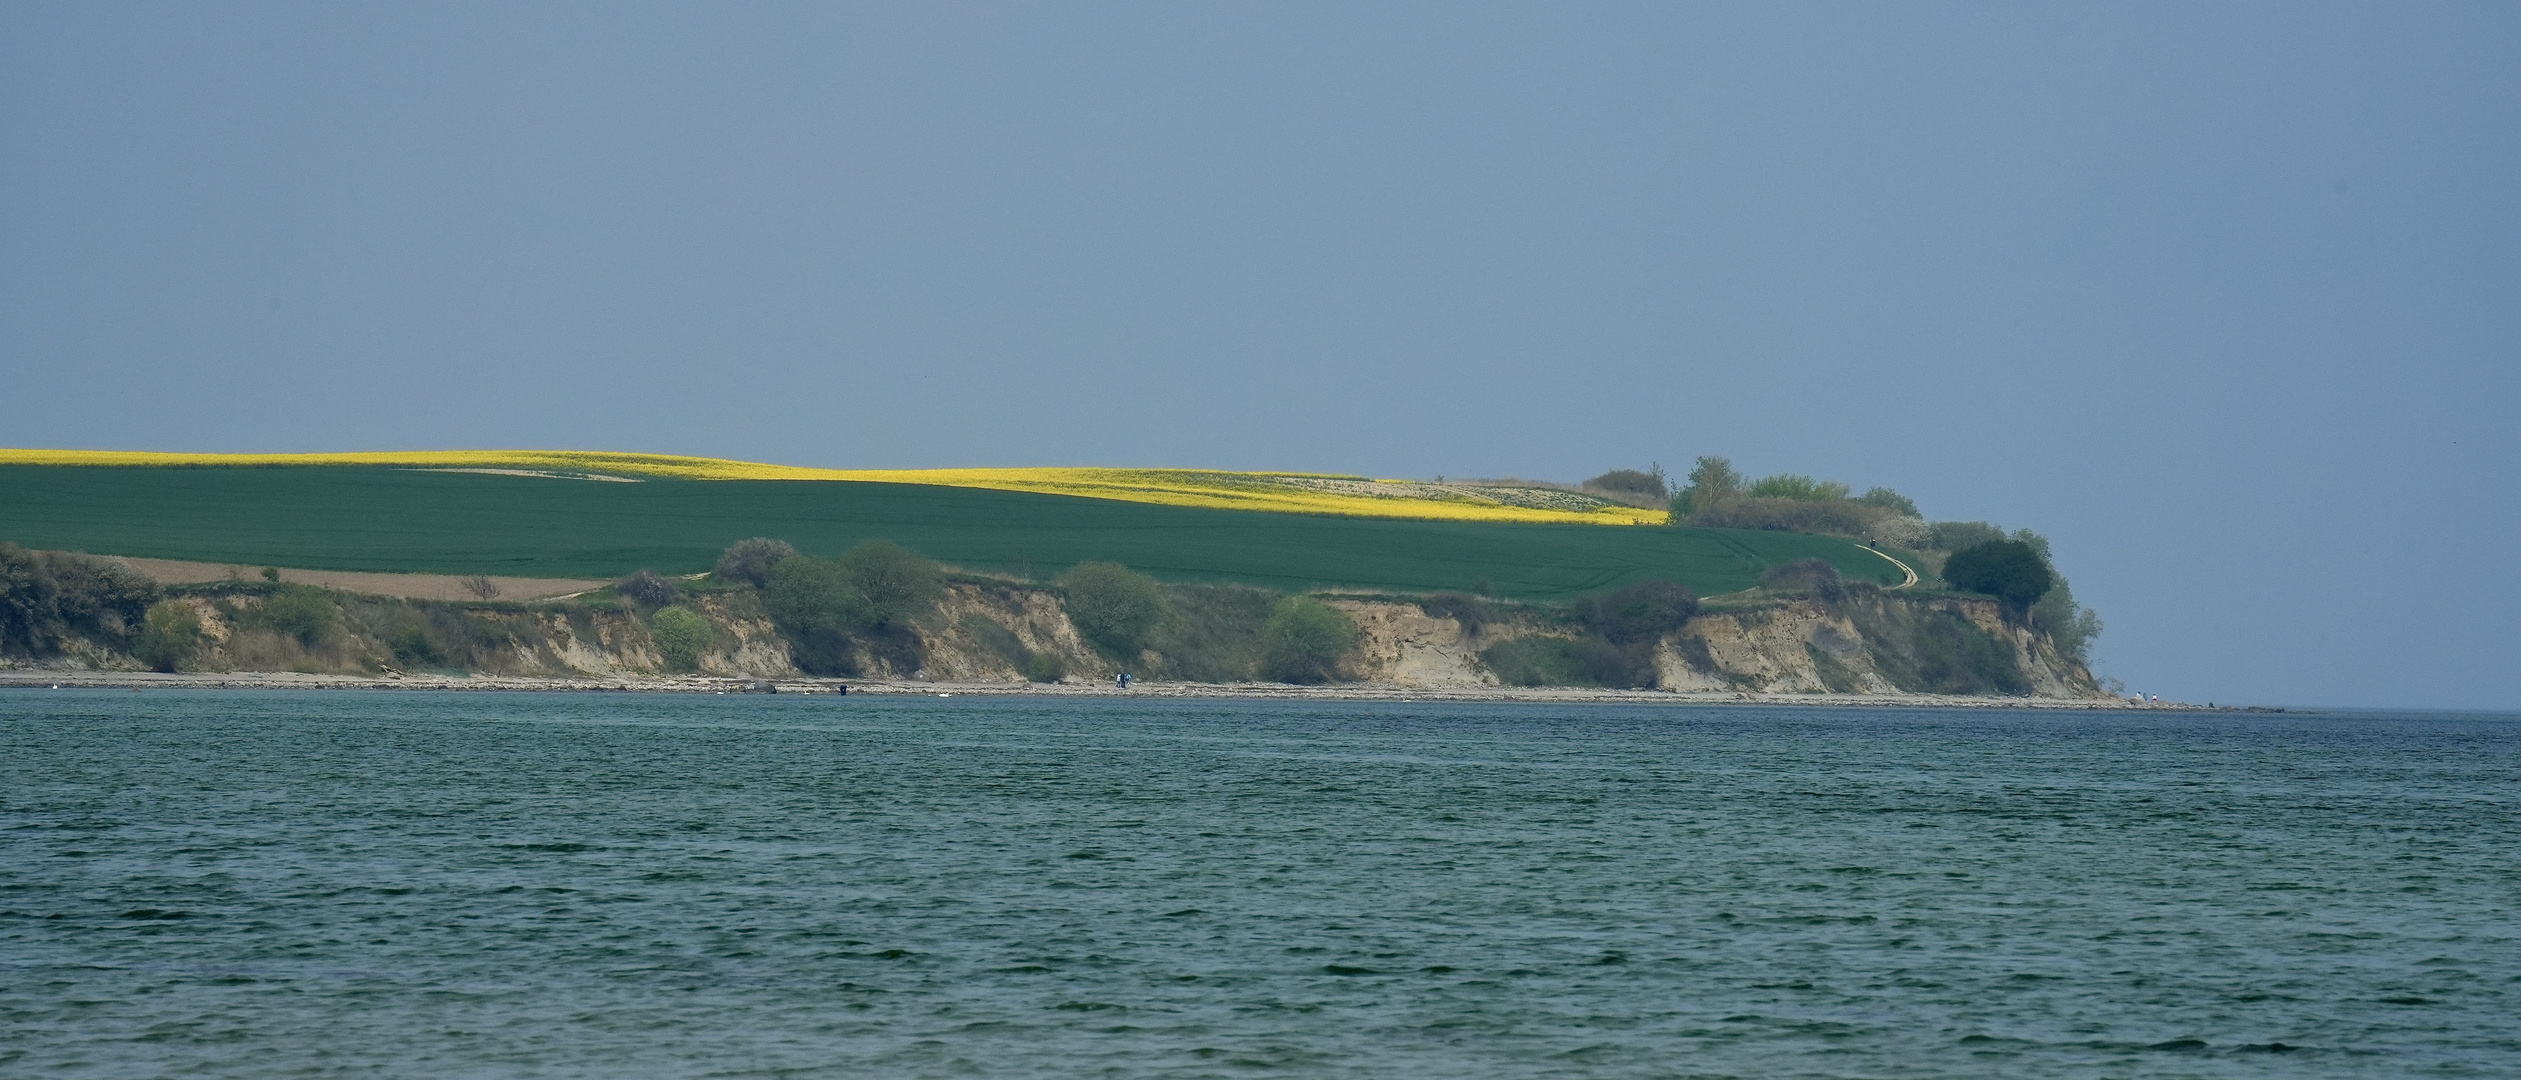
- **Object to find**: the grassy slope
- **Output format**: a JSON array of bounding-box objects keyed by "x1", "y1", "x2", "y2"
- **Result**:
[{"x1": 0, "y1": 466, "x2": 1898, "y2": 599}]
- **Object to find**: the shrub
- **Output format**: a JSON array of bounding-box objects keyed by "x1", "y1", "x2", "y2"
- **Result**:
[
  {"x1": 1259, "y1": 596, "x2": 1358, "y2": 683},
  {"x1": 1583, "y1": 467, "x2": 1668, "y2": 499},
  {"x1": 716, "y1": 538, "x2": 796, "y2": 586},
  {"x1": 1586, "y1": 579, "x2": 1698, "y2": 645},
  {"x1": 1926, "y1": 521, "x2": 2007, "y2": 553},
  {"x1": 1746, "y1": 474, "x2": 1852, "y2": 502},
  {"x1": 389, "y1": 625, "x2": 443, "y2": 668},
  {"x1": 1762, "y1": 557, "x2": 1846, "y2": 604},
  {"x1": 1144, "y1": 583, "x2": 1279, "y2": 682},
  {"x1": 1942, "y1": 541, "x2": 2054, "y2": 611},
  {"x1": 260, "y1": 585, "x2": 339, "y2": 646},
  {"x1": 1856, "y1": 487, "x2": 1919, "y2": 516},
  {"x1": 1022, "y1": 653, "x2": 1066, "y2": 682},
  {"x1": 1059, "y1": 562, "x2": 1167, "y2": 657},
  {"x1": 45, "y1": 553, "x2": 160, "y2": 645},
  {"x1": 1686, "y1": 495, "x2": 1878, "y2": 537},
  {"x1": 2035, "y1": 578, "x2": 2103, "y2": 661},
  {"x1": 619, "y1": 569, "x2": 679, "y2": 608},
  {"x1": 835, "y1": 541, "x2": 941, "y2": 628},
  {"x1": 650, "y1": 606, "x2": 712, "y2": 672},
  {"x1": 1480, "y1": 636, "x2": 1644, "y2": 688},
  {"x1": 1418, "y1": 592, "x2": 1495, "y2": 635},
  {"x1": 133, "y1": 601, "x2": 202, "y2": 673},
  {"x1": 0, "y1": 543, "x2": 62, "y2": 654},
  {"x1": 461, "y1": 575, "x2": 500, "y2": 601},
  {"x1": 762, "y1": 541, "x2": 942, "y2": 675}
]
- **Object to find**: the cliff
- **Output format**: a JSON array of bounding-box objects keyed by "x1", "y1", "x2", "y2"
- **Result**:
[{"x1": 9, "y1": 579, "x2": 2105, "y2": 700}]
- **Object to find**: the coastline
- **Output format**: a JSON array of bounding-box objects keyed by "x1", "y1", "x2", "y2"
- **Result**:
[{"x1": 0, "y1": 669, "x2": 2213, "y2": 709}]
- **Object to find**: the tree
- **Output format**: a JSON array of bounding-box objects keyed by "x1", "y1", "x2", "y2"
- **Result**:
[
  {"x1": 1670, "y1": 456, "x2": 1741, "y2": 518},
  {"x1": 133, "y1": 601, "x2": 202, "y2": 673},
  {"x1": 716, "y1": 538, "x2": 796, "y2": 586},
  {"x1": 1059, "y1": 562, "x2": 1167, "y2": 658},
  {"x1": 762, "y1": 541, "x2": 943, "y2": 675},
  {"x1": 462, "y1": 575, "x2": 501, "y2": 601},
  {"x1": 650, "y1": 606, "x2": 712, "y2": 672},
  {"x1": 1260, "y1": 596, "x2": 1358, "y2": 684},
  {"x1": 1941, "y1": 540, "x2": 2054, "y2": 611},
  {"x1": 832, "y1": 540, "x2": 940, "y2": 629},
  {"x1": 1856, "y1": 487, "x2": 1919, "y2": 516}
]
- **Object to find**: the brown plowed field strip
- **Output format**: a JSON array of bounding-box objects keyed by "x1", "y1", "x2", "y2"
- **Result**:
[{"x1": 91, "y1": 554, "x2": 608, "y2": 602}]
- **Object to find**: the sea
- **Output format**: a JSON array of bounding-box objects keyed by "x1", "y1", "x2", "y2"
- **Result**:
[{"x1": 2, "y1": 690, "x2": 2515, "y2": 1078}]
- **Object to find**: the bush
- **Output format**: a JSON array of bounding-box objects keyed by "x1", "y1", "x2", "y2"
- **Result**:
[
  {"x1": 1585, "y1": 580, "x2": 1698, "y2": 645},
  {"x1": 389, "y1": 625, "x2": 443, "y2": 668},
  {"x1": 260, "y1": 585, "x2": 339, "y2": 646},
  {"x1": 1583, "y1": 468, "x2": 1668, "y2": 499},
  {"x1": 1746, "y1": 474, "x2": 1852, "y2": 502},
  {"x1": 835, "y1": 541, "x2": 941, "y2": 628},
  {"x1": 650, "y1": 606, "x2": 712, "y2": 672},
  {"x1": 763, "y1": 541, "x2": 942, "y2": 676},
  {"x1": 1144, "y1": 583, "x2": 1279, "y2": 682},
  {"x1": 1480, "y1": 636, "x2": 1644, "y2": 688},
  {"x1": 1687, "y1": 495, "x2": 1876, "y2": 537},
  {"x1": 1023, "y1": 653, "x2": 1066, "y2": 682},
  {"x1": 1059, "y1": 562, "x2": 1166, "y2": 657},
  {"x1": 716, "y1": 538, "x2": 796, "y2": 586},
  {"x1": 1761, "y1": 557, "x2": 1846, "y2": 604},
  {"x1": 1942, "y1": 541, "x2": 2054, "y2": 611},
  {"x1": 1259, "y1": 596, "x2": 1358, "y2": 683},
  {"x1": 2035, "y1": 578, "x2": 2103, "y2": 662},
  {"x1": 133, "y1": 601, "x2": 202, "y2": 672},
  {"x1": 1926, "y1": 521, "x2": 2007, "y2": 553},
  {"x1": 619, "y1": 569, "x2": 679, "y2": 608},
  {"x1": 1418, "y1": 592, "x2": 1495, "y2": 635},
  {"x1": 1856, "y1": 487, "x2": 1919, "y2": 516},
  {"x1": 0, "y1": 543, "x2": 62, "y2": 654},
  {"x1": 45, "y1": 554, "x2": 160, "y2": 644}
]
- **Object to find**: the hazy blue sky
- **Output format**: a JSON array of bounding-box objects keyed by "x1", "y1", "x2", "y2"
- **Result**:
[{"x1": 5, "y1": 3, "x2": 2516, "y2": 709}]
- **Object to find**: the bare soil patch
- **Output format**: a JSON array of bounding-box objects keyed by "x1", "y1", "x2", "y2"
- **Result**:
[{"x1": 92, "y1": 554, "x2": 609, "y2": 602}]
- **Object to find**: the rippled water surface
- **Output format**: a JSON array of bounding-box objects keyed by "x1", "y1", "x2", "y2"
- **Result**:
[{"x1": 4, "y1": 691, "x2": 2517, "y2": 1078}]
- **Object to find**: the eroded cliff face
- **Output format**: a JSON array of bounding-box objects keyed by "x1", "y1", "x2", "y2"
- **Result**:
[
  {"x1": 1644, "y1": 595, "x2": 2100, "y2": 698},
  {"x1": 13, "y1": 582, "x2": 2104, "y2": 699}
]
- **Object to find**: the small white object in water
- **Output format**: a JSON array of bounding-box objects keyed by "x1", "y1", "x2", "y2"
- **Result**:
[{"x1": 938, "y1": 693, "x2": 952, "y2": 698}]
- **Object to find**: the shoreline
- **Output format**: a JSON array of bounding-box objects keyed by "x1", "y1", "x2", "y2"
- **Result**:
[{"x1": 0, "y1": 669, "x2": 2220, "y2": 710}]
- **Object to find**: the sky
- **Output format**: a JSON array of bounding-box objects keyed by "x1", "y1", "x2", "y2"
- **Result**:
[{"x1": 4, "y1": 3, "x2": 2516, "y2": 709}]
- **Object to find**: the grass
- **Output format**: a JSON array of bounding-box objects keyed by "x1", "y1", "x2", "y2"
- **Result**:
[
  {"x1": 0, "y1": 465, "x2": 1902, "y2": 600},
  {"x1": 0, "y1": 450, "x2": 1661, "y2": 525}
]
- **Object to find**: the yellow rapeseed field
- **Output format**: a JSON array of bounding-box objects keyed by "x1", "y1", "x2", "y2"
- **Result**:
[{"x1": 1, "y1": 449, "x2": 1668, "y2": 526}]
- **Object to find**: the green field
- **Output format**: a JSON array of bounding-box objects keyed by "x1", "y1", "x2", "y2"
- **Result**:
[{"x1": 0, "y1": 466, "x2": 1903, "y2": 599}]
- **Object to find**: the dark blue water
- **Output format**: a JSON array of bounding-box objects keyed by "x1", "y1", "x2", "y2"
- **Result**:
[{"x1": 3, "y1": 692, "x2": 2515, "y2": 1078}]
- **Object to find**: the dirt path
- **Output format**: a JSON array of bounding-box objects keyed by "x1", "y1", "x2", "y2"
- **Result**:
[{"x1": 1867, "y1": 546, "x2": 1920, "y2": 589}]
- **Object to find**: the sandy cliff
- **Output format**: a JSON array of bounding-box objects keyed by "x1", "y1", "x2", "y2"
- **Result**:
[{"x1": 9, "y1": 581, "x2": 2105, "y2": 699}]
